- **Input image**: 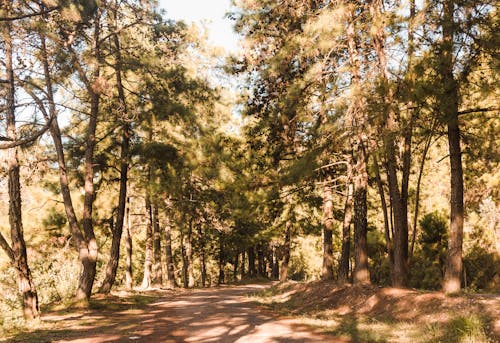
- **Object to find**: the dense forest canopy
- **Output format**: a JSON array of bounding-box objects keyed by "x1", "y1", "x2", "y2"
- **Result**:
[{"x1": 0, "y1": 0, "x2": 498, "y2": 325}]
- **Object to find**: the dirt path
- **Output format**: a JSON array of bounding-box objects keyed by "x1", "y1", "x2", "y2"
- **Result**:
[{"x1": 42, "y1": 284, "x2": 341, "y2": 343}]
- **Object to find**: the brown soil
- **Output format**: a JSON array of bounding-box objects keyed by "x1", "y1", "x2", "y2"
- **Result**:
[
  {"x1": 4, "y1": 284, "x2": 345, "y2": 343},
  {"x1": 263, "y1": 281, "x2": 500, "y2": 338}
]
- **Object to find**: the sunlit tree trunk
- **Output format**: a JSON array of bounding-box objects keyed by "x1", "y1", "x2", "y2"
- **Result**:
[
  {"x1": 1, "y1": 8, "x2": 39, "y2": 318},
  {"x1": 186, "y1": 218, "x2": 195, "y2": 288},
  {"x1": 100, "y1": 9, "x2": 131, "y2": 292},
  {"x1": 442, "y1": 0, "x2": 463, "y2": 294}
]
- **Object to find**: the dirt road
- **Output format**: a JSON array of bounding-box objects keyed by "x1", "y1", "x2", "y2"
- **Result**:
[{"x1": 48, "y1": 284, "x2": 340, "y2": 343}]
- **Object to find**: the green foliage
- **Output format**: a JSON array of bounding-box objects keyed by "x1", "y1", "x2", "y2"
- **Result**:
[
  {"x1": 464, "y1": 246, "x2": 500, "y2": 292},
  {"x1": 410, "y1": 212, "x2": 449, "y2": 290}
]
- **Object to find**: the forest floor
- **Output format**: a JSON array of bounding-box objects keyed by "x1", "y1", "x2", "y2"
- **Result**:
[
  {"x1": 1, "y1": 281, "x2": 499, "y2": 343},
  {"x1": 252, "y1": 281, "x2": 500, "y2": 342}
]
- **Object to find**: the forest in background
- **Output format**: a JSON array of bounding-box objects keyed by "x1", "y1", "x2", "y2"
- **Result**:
[{"x1": 0, "y1": 0, "x2": 498, "y2": 328}]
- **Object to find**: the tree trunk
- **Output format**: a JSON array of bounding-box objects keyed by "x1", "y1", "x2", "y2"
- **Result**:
[
  {"x1": 279, "y1": 221, "x2": 291, "y2": 281},
  {"x1": 124, "y1": 197, "x2": 133, "y2": 290},
  {"x1": 99, "y1": 14, "x2": 131, "y2": 293},
  {"x1": 218, "y1": 232, "x2": 225, "y2": 285},
  {"x1": 233, "y1": 253, "x2": 239, "y2": 281},
  {"x1": 196, "y1": 224, "x2": 206, "y2": 287},
  {"x1": 37, "y1": 26, "x2": 93, "y2": 302},
  {"x1": 77, "y1": 10, "x2": 102, "y2": 301},
  {"x1": 240, "y1": 249, "x2": 246, "y2": 279},
  {"x1": 141, "y1": 191, "x2": 153, "y2": 289},
  {"x1": 180, "y1": 231, "x2": 188, "y2": 288},
  {"x1": 271, "y1": 245, "x2": 280, "y2": 280},
  {"x1": 338, "y1": 174, "x2": 353, "y2": 284},
  {"x1": 186, "y1": 219, "x2": 195, "y2": 288},
  {"x1": 248, "y1": 246, "x2": 256, "y2": 278},
  {"x1": 322, "y1": 175, "x2": 334, "y2": 280},
  {"x1": 353, "y1": 148, "x2": 370, "y2": 285},
  {"x1": 442, "y1": 0, "x2": 463, "y2": 294},
  {"x1": 2, "y1": 10, "x2": 39, "y2": 318},
  {"x1": 370, "y1": 0, "x2": 408, "y2": 287},
  {"x1": 164, "y1": 214, "x2": 175, "y2": 289},
  {"x1": 257, "y1": 243, "x2": 265, "y2": 277},
  {"x1": 152, "y1": 202, "x2": 163, "y2": 286}
]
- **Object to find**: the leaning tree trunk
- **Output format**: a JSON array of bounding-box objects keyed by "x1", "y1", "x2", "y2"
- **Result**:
[
  {"x1": 442, "y1": 0, "x2": 463, "y2": 293},
  {"x1": 99, "y1": 14, "x2": 131, "y2": 294},
  {"x1": 279, "y1": 221, "x2": 291, "y2": 281},
  {"x1": 2, "y1": 11, "x2": 39, "y2": 318},
  {"x1": 322, "y1": 174, "x2": 335, "y2": 280}
]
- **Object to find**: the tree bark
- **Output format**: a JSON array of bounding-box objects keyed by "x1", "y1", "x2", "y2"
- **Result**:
[
  {"x1": 141, "y1": 190, "x2": 153, "y2": 289},
  {"x1": 279, "y1": 221, "x2": 291, "y2": 281},
  {"x1": 218, "y1": 232, "x2": 225, "y2": 284},
  {"x1": 353, "y1": 148, "x2": 370, "y2": 285},
  {"x1": 322, "y1": 174, "x2": 334, "y2": 280},
  {"x1": 2, "y1": 8, "x2": 39, "y2": 317},
  {"x1": 124, "y1": 197, "x2": 133, "y2": 290},
  {"x1": 240, "y1": 249, "x2": 246, "y2": 279},
  {"x1": 442, "y1": 0, "x2": 463, "y2": 294},
  {"x1": 99, "y1": 12, "x2": 130, "y2": 293},
  {"x1": 198, "y1": 224, "x2": 206, "y2": 287},
  {"x1": 186, "y1": 219, "x2": 195, "y2": 288},
  {"x1": 248, "y1": 246, "x2": 256, "y2": 278},
  {"x1": 338, "y1": 168, "x2": 353, "y2": 284},
  {"x1": 271, "y1": 245, "x2": 280, "y2": 280},
  {"x1": 152, "y1": 202, "x2": 163, "y2": 286},
  {"x1": 164, "y1": 213, "x2": 175, "y2": 289},
  {"x1": 76, "y1": 10, "x2": 102, "y2": 301},
  {"x1": 257, "y1": 243, "x2": 265, "y2": 277}
]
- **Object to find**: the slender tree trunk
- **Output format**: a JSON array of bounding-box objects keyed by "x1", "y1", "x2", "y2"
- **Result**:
[
  {"x1": 240, "y1": 249, "x2": 246, "y2": 279},
  {"x1": 442, "y1": 0, "x2": 463, "y2": 294},
  {"x1": 257, "y1": 243, "x2": 265, "y2": 277},
  {"x1": 197, "y1": 224, "x2": 207, "y2": 287},
  {"x1": 218, "y1": 232, "x2": 225, "y2": 285},
  {"x1": 37, "y1": 25, "x2": 93, "y2": 302},
  {"x1": 370, "y1": 0, "x2": 409, "y2": 287},
  {"x1": 124, "y1": 197, "x2": 133, "y2": 290},
  {"x1": 164, "y1": 214, "x2": 175, "y2": 289},
  {"x1": 279, "y1": 221, "x2": 291, "y2": 281},
  {"x1": 248, "y1": 246, "x2": 256, "y2": 278},
  {"x1": 99, "y1": 14, "x2": 130, "y2": 293},
  {"x1": 186, "y1": 219, "x2": 194, "y2": 288},
  {"x1": 233, "y1": 253, "x2": 239, "y2": 281},
  {"x1": 271, "y1": 245, "x2": 280, "y2": 280},
  {"x1": 180, "y1": 231, "x2": 188, "y2": 288},
  {"x1": 2, "y1": 11, "x2": 39, "y2": 318},
  {"x1": 141, "y1": 190, "x2": 153, "y2": 289},
  {"x1": 373, "y1": 154, "x2": 394, "y2": 280},
  {"x1": 353, "y1": 148, "x2": 371, "y2": 285},
  {"x1": 77, "y1": 10, "x2": 102, "y2": 301},
  {"x1": 322, "y1": 174, "x2": 335, "y2": 280},
  {"x1": 338, "y1": 172, "x2": 353, "y2": 284},
  {"x1": 152, "y1": 202, "x2": 163, "y2": 286}
]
